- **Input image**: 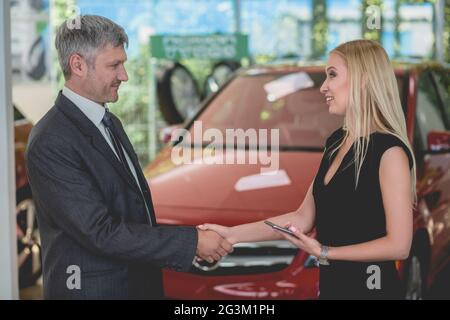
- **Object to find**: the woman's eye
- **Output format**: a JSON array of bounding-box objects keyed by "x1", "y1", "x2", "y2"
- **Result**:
[{"x1": 328, "y1": 72, "x2": 336, "y2": 78}]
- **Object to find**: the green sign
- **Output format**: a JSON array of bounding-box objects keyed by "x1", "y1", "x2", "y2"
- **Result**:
[{"x1": 150, "y1": 34, "x2": 249, "y2": 60}]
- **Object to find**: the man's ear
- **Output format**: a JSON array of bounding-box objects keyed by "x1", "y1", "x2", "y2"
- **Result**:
[{"x1": 68, "y1": 53, "x2": 87, "y2": 78}]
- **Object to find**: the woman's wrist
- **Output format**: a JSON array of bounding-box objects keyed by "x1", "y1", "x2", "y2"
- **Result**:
[
  {"x1": 317, "y1": 245, "x2": 331, "y2": 265},
  {"x1": 314, "y1": 244, "x2": 322, "y2": 258},
  {"x1": 227, "y1": 226, "x2": 239, "y2": 245}
]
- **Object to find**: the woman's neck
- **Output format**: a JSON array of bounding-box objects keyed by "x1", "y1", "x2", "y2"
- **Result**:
[{"x1": 345, "y1": 127, "x2": 377, "y2": 141}]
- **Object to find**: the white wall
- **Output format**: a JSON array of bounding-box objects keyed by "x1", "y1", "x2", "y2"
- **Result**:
[{"x1": 0, "y1": 0, "x2": 19, "y2": 300}]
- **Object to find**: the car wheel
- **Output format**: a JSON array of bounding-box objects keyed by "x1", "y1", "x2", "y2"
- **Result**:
[
  {"x1": 157, "y1": 62, "x2": 201, "y2": 124},
  {"x1": 26, "y1": 36, "x2": 46, "y2": 81},
  {"x1": 404, "y1": 254, "x2": 424, "y2": 300},
  {"x1": 427, "y1": 262, "x2": 450, "y2": 299},
  {"x1": 203, "y1": 60, "x2": 240, "y2": 99},
  {"x1": 16, "y1": 186, "x2": 42, "y2": 288},
  {"x1": 404, "y1": 231, "x2": 430, "y2": 300}
]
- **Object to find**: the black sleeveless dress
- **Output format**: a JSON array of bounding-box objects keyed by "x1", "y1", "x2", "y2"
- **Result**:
[{"x1": 312, "y1": 127, "x2": 414, "y2": 300}]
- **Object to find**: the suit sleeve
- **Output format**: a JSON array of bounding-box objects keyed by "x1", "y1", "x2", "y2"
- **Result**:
[{"x1": 26, "y1": 133, "x2": 197, "y2": 272}]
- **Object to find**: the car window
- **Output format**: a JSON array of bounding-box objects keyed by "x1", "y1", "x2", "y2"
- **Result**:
[
  {"x1": 396, "y1": 73, "x2": 408, "y2": 116},
  {"x1": 415, "y1": 71, "x2": 449, "y2": 149},
  {"x1": 188, "y1": 70, "x2": 407, "y2": 149},
  {"x1": 14, "y1": 105, "x2": 25, "y2": 121},
  {"x1": 431, "y1": 69, "x2": 450, "y2": 125},
  {"x1": 190, "y1": 71, "x2": 343, "y2": 149}
]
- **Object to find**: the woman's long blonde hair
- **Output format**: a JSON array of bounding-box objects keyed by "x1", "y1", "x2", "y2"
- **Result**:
[{"x1": 328, "y1": 39, "x2": 417, "y2": 205}]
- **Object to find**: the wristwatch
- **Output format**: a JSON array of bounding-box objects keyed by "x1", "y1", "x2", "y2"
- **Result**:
[{"x1": 318, "y1": 245, "x2": 330, "y2": 266}]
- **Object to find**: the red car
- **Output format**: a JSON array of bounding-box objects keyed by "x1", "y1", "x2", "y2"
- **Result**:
[
  {"x1": 14, "y1": 107, "x2": 42, "y2": 289},
  {"x1": 144, "y1": 62, "x2": 450, "y2": 300}
]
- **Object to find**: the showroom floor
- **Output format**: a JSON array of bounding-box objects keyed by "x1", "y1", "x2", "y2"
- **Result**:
[{"x1": 20, "y1": 277, "x2": 43, "y2": 300}]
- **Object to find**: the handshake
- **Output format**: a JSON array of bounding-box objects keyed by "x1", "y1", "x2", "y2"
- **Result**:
[{"x1": 195, "y1": 224, "x2": 234, "y2": 264}]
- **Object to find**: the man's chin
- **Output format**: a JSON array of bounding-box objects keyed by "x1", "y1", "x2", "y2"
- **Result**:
[{"x1": 107, "y1": 93, "x2": 119, "y2": 103}]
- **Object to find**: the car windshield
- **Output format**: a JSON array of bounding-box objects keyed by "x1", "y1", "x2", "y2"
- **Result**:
[{"x1": 187, "y1": 70, "x2": 404, "y2": 149}]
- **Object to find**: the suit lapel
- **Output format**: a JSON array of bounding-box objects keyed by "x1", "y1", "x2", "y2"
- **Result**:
[
  {"x1": 111, "y1": 116, "x2": 141, "y2": 176},
  {"x1": 91, "y1": 134, "x2": 140, "y2": 193},
  {"x1": 55, "y1": 92, "x2": 140, "y2": 193},
  {"x1": 111, "y1": 116, "x2": 157, "y2": 226},
  {"x1": 113, "y1": 119, "x2": 151, "y2": 195}
]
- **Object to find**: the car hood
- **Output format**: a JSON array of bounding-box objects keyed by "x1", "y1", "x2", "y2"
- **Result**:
[{"x1": 144, "y1": 146, "x2": 323, "y2": 225}]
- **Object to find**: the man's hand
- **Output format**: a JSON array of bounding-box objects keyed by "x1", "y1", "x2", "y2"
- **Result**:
[
  {"x1": 197, "y1": 223, "x2": 237, "y2": 245},
  {"x1": 196, "y1": 230, "x2": 233, "y2": 263}
]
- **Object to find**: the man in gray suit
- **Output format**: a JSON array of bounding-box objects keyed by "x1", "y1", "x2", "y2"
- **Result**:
[{"x1": 25, "y1": 15, "x2": 232, "y2": 299}]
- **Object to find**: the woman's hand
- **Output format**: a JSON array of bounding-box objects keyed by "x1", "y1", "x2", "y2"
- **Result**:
[
  {"x1": 197, "y1": 223, "x2": 238, "y2": 245},
  {"x1": 274, "y1": 222, "x2": 322, "y2": 258}
]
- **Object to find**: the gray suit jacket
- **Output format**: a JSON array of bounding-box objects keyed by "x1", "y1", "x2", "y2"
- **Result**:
[{"x1": 25, "y1": 92, "x2": 197, "y2": 299}]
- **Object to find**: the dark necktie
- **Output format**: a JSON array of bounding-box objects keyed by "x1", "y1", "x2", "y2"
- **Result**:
[
  {"x1": 102, "y1": 108, "x2": 156, "y2": 226},
  {"x1": 102, "y1": 108, "x2": 135, "y2": 180}
]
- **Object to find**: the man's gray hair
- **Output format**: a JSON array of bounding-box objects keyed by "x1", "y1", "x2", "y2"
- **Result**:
[{"x1": 55, "y1": 15, "x2": 128, "y2": 79}]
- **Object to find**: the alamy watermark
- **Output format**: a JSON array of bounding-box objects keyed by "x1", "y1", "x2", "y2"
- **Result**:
[
  {"x1": 170, "y1": 121, "x2": 280, "y2": 175},
  {"x1": 366, "y1": 5, "x2": 382, "y2": 30},
  {"x1": 65, "y1": 5, "x2": 81, "y2": 30},
  {"x1": 66, "y1": 265, "x2": 81, "y2": 290},
  {"x1": 366, "y1": 265, "x2": 381, "y2": 290}
]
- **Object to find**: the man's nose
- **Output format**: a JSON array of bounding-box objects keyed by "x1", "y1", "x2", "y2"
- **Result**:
[{"x1": 118, "y1": 65, "x2": 128, "y2": 82}]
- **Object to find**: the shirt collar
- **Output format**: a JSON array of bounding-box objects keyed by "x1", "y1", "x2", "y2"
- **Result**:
[{"x1": 62, "y1": 86, "x2": 107, "y2": 127}]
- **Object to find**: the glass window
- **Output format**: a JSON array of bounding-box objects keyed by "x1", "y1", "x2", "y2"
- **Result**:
[
  {"x1": 189, "y1": 71, "x2": 343, "y2": 149},
  {"x1": 241, "y1": 0, "x2": 313, "y2": 57},
  {"x1": 398, "y1": 3, "x2": 433, "y2": 58},
  {"x1": 189, "y1": 69, "x2": 407, "y2": 149},
  {"x1": 326, "y1": 0, "x2": 362, "y2": 52},
  {"x1": 415, "y1": 72, "x2": 448, "y2": 149},
  {"x1": 431, "y1": 70, "x2": 450, "y2": 126},
  {"x1": 382, "y1": 0, "x2": 434, "y2": 59}
]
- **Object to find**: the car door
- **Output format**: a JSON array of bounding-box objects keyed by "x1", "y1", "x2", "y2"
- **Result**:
[{"x1": 413, "y1": 67, "x2": 450, "y2": 289}]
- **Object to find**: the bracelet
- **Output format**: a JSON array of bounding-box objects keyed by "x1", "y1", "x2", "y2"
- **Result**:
[{"x1": 318, "y1": 245, "x2": 330, "y2": 266}]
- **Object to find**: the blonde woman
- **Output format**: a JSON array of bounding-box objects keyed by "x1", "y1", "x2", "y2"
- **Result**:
[{"x1": 198, "y1": 39, "x2": 416, "y2": 300}]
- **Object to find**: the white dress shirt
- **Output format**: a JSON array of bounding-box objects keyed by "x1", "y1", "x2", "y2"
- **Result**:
[{"x1": 62, "y1": 86, "x2": 148, "y2": 205}]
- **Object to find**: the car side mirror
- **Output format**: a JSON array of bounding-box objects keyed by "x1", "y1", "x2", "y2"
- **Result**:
[
  {"x1": 159, "y1": 124, "x2": 183, "y2": 144},
  {"x1": 427, "y1": 131, "x2": 450, "y2": 152}
]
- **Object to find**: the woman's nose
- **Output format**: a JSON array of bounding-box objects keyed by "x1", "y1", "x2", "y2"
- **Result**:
[{"x1": 320, "y1": 80, "x2": 328, "y2": 94}]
